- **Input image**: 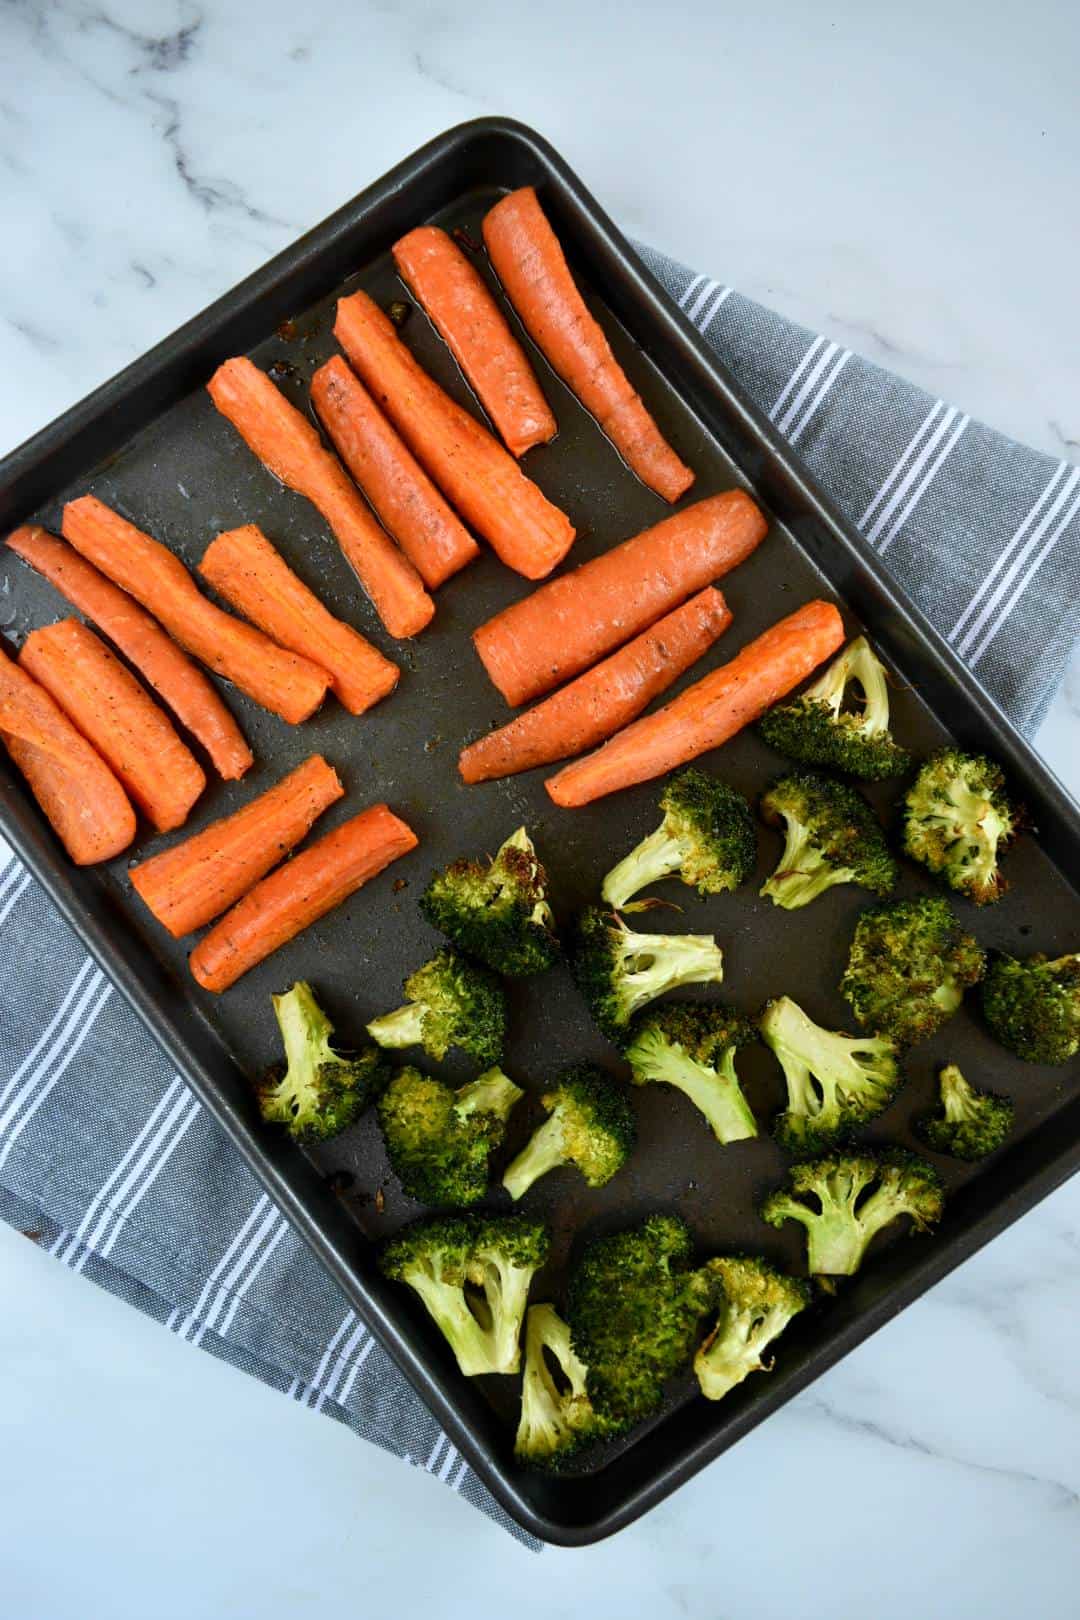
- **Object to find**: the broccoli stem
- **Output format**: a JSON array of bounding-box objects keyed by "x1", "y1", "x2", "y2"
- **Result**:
[
  {"x1": 274, "y1": 981, "x2": 333, "y2": 1074},
  {"x1": 761, "y1": 821, "x2": 855, "y2": 910},
  {"x1": 405, "y1": 1271, "x2": 500, "y2": 1375},
  {"x1": 601, "y1": 826, "x2": 685, "y2": 909},
  {"x1": 502, "y1": 1114, "x2": 569, "y2": 1201},
  {"x1": 366, "y1": 1001, "x2": 427, "y2": 1050},
  {"x1": 456, "y1": 1068, "x2": 523, "y2": 1124},
  {"x1": 635, "y1": 1039, "x2": 756, "y2": 1143},
  {"x1": 619, "y1": 929, "x2": 725, "y2": 1020}
]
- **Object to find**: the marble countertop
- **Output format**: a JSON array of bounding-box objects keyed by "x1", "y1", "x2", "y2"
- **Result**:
[{"x1": 2, "y1": 2, "x2": 1079, "y2": 1614}]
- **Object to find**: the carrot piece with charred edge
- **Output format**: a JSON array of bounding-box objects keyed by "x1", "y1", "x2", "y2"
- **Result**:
[
  {"x1": 0, "y1": 642, "x2": 135, "y2": 864},
  {"x1": 19, "y1": 619, "x2": 205, "y2": 833},
  {"x1": 189, "y1": 804, "x2": 418, "y2": 993},
  {"x1": 5, "y1": 525, "x2": 253, "y2": 780},
  {"x1": 546, "y1": 601, "x2": 846, "y2": 807},
  {"x1": 61, "y1": 496, "x2": 330, "y2": 725},
  {"x1": 473, "y1": 490, "x2": 767, "y2": 707},
  {"x1": 482, "y1": 186, "x2": 694, "y2": 502},
  {"x1": 459, "y1": 588, "x2": 732, "y2": 783},
  {"x1": 310, "y1": 357, "x2": 478, "y2": 589},
  {"x1": 392, "y1": 224, "x2": 557, "y2": 457},
  {"x1": 333, "y1": 290, "x2": 575, "y2": 580},
  {"x1": 207, "y1": 357, "x2": 434, "y2": 638}
]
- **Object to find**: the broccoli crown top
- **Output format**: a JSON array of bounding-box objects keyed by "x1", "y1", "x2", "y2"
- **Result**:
[
  {"x1": 542, "y1": 1064, "x2": 637, "y2": 1184},
  {"x1": 981, "y1": 951, "x2": 1080, "y2": 1065},
  {"x1": 380, "y1": 1211, "x2": 550, "y2": 1286},
  {"x1": 375, "y1": 949, "x2": 506, "y2": 1064},
  {"x1": 916, "y1": 1063, "x2": 1014, "y2": 1161},
  {"x1": 377, "y1": 1064, "x2": 522, "y2": 1206},
  {"x1": 705, "y1": 1254, "x2": 812, "y2": 1321},
  {"x1": 514, "y1": 1303, "x2": 616, "y2": 1467},
  {"x1": 840, "y1": 896, "x2": 986, "y2": 1046},
  {"x1": 902, "y1": 748, "x2": 1020, "y2": 905},
  {"x1": 566, "y1": 1213, "x2": 722, "y2": 1425},
  {"x1": 626, "y1": 1001, "x2": 759, "y2": 1071},
  {"x1": 761, "y1": 1148, "x2": 944, "y2": 1275},
  {"x1": 757, "y1": 636, "x2": 911, "y2": 780},
  {"x1": 760, "y1": 994, "x2": 902, "y2": 1154},
  {"x1": 420, "y1": 827, "x2": 560, "y2": 978},
  {"x1": 256, "y1": 981, "x2": 390, "y2": 1142},
  {"x1": 759, "y1": 770, "x2": 898, "y2": 909},
  {"x1": 571, "y1": 907, "x2": 725, "y2": 1045}
]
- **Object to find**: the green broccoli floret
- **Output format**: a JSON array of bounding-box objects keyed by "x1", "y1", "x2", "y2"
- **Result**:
[
  {"x1": 902, "y1": 749, "x2": 1021, "y2": 905},
  {"x1": 502, "y1": 1065, "x2": 635, "y2": 1201},
  {"x1": 420, "y1": 827, "x2": 559, "y2": 978},
  {"x1": 255, "y1": 981, "x2": 390, "y2": 1142},
  {"x1": 623, "y1": 1002, "x2": 759, "y2": 1144},
  {"x1": 761, "y1": 1150, "x2": 944, "y2": 1275},
  {"x1": 760, "y1": 995, "x2": 902, "y2": 1154},
  {"x1": 757, "y1": 635, "x2": 910, "y2": 780},
  {"x1": 567, "y1": 1213, "x2": 722, "y2": 1427},
  {"x1": 981, "y1": 951, "x2": 1080, "y2": 1064},
  {"x1": 377, "y1": 1065, "x2": 523, "y2": 1206},
  {"x1": 514, "y1": 1303, "x2": 617, "y2": 1467},
  {"x1": 366, "y1": 949, "x2": 506, "y2": 1064},
  {"x1": 571, "y1": 906, "x2": 725, "y2": 1046},
  {"x1": 759, "y1": 770, "x2": 897, "y2": 909},
  {"x1": 916, "y1": 1063, "x2": 1014, "y2": 1160},
  {"x1": 841, "y1": 896, "x2": 986, "y2": 1046},
  {"x1": 693, "y1": 1256, "x2": 811, "y2": 1401},
  {"x1": 600, "y1": 769, "x2": 756, "y2": 910},
  {"x1": 379, "y1": 1213, "x2": 549, "y2": 1376}
]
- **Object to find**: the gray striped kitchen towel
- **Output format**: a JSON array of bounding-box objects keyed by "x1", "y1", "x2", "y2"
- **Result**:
[{"x1": 1, "y1": 246, "x2": 1077, "y2": 1546}]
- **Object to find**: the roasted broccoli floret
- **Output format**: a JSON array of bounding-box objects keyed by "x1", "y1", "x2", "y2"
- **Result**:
[
  {"x1": 379, "y1": 1213, "x2": 549, "y2": 1376},
  {"x1": 916, "y1": 1063, "x2": 1014, "y2": 1160},
  {"x1": 693, "y1": 1256, "x2": 811, "y2": 1401},
  {"x1": 514, "y1": 1304, "x2": 617, "y2": 1467},
  {"x1": 902, "y1": 749, "x2": 1020, "y2": 905},
  {"x1": 377, "y1": 1065, "x2": 523, "y2": 1206},
  {"x1": 601, "y1": 769, "x2": 756, "y2": 910},
  {"x1": 758, "y1": 635, "x2": 910, "y2": 779},
  {"x1": 760, "y1": 995, "x2": 902, "y2": 1154},
  {"x1": 761, "y1": 1150, "x2": 944, "y2": 1275},
  {"x1": 502, "y1": 1065, "x2": 635, "y2": 1200},
  {"x1": 759, "y1": 771, "x2": 897, "y2": 909},
  {"x1": 571, "y1": 906, "x2": 725, "y2": 1046},
  {"x1": 624, "y1": 1002, "x2": 759, "y2": 1144},
  {"x1": 421, "y1": 827, "x2": 559, "y2": 978},
  {"x1": 841, "y1": 896, "x2": 986, "y2": 1046},
  {"x1": 367, "y1": 949, "x2": 506, "y2": 1064},
  {"x1": 981, "y1": 951, "x2": 1080, "y2": 1064},
  {"x1": 567, "y1": 1213, "x2": 722, "y2": 1427},
  {"x1": 255, "y1": 981, "x2": 390, "y2": 1142}
]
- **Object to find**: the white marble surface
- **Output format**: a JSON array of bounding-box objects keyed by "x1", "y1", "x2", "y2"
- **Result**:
[{"x1": 2, "y1": 1, "x2": 1079, "y2": 1613}]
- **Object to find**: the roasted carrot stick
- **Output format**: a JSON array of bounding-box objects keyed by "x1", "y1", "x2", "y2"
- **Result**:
[
  {"x1": 546, "y1": 601, "x2": 846, "y2": 807},
  {"x1": 207, "y1": 358, "x2": 434, "y2": 639},
  {"x1": 198, "y1": 525, "x2": 399, "y2": 717},
  {"x1": 61, "y1": 496, "x2": 330, "y2": 725},
  {"x1": 0, "y1": 643, "x2": 135, "y2": 864},
  {"x1": 334, "y1": 291, "x2": 576, "y2": 580},
  {"x1": 459, "y1": 588, "x2": 732, "y2": 784},
  {"x1": 189, "y1": 804, "x2": 418, "y2": 994},
  {"x1": 129, "y1": 754, "x2": 344, "y2": 938},
  {"x1": 310, "y1": 357, "x2": 478, "y2": 589},
  {"x1": 5, "y1": 525, "x2": 253, "y2": 780},
  {"x1": 392, "y1": 225, "x2": 557, "y2": 457},
  {"x1": 19, "y1": 620, "x2": 205, "y2": 834},
  {"x1": 473, "y1": 491, "x2": 767, "y2": 706},
  {"x1": 483, "y1": 187, "x2": 694, "y2": 503}
]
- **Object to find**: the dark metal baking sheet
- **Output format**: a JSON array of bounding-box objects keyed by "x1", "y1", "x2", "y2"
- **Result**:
[{"x1": 1, "y1": 119, "x2": 1078, "y2": 1546}]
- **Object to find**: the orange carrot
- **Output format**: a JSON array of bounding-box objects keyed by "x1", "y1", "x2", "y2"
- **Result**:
[
  {"x1": 129, "y1": 755, "x2": 343, "y2": 938},
  {"x1": 0, "y1": 642, "x2": 135, "y2": 863},
  {"x1": 334, "y1": 291, "x2": 576, "y2": 580},
  {"x1": 199, "y1": 525, "x2": 399, "y2": 717},
  {"x1": 546, "y1": 601, "x2": 846, "y2": 807},
  {"x1": 207, "y1": 357, "x2": 434, "y2": 638},
  {"x1": 392, "y1": 225, "x2": 557, "y2": 457},
  {"x1": 310, "y1": 357, "x2": 478, "y2": 588},
  {"x1": 19, "y1": 620, "x2": 206, "y2": 834},
  {"x1": 483, "y1": 187, "x2": 694, "y2": 502},
  {"x1": 459, "y1": 588, "x2": 731, "y2": 784},
  {"x1": 473, "y1": 491, "x2": 767, "y2": 706},
  {"x1": 5, "y1": 525, "x2": 253, "y2": 780},
  {"x1": 61, "y1": 496, "x2": 330, "y2": 725},
  {"x1": 189, "y1": 804, "x2": 418, "y2": 993}
]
